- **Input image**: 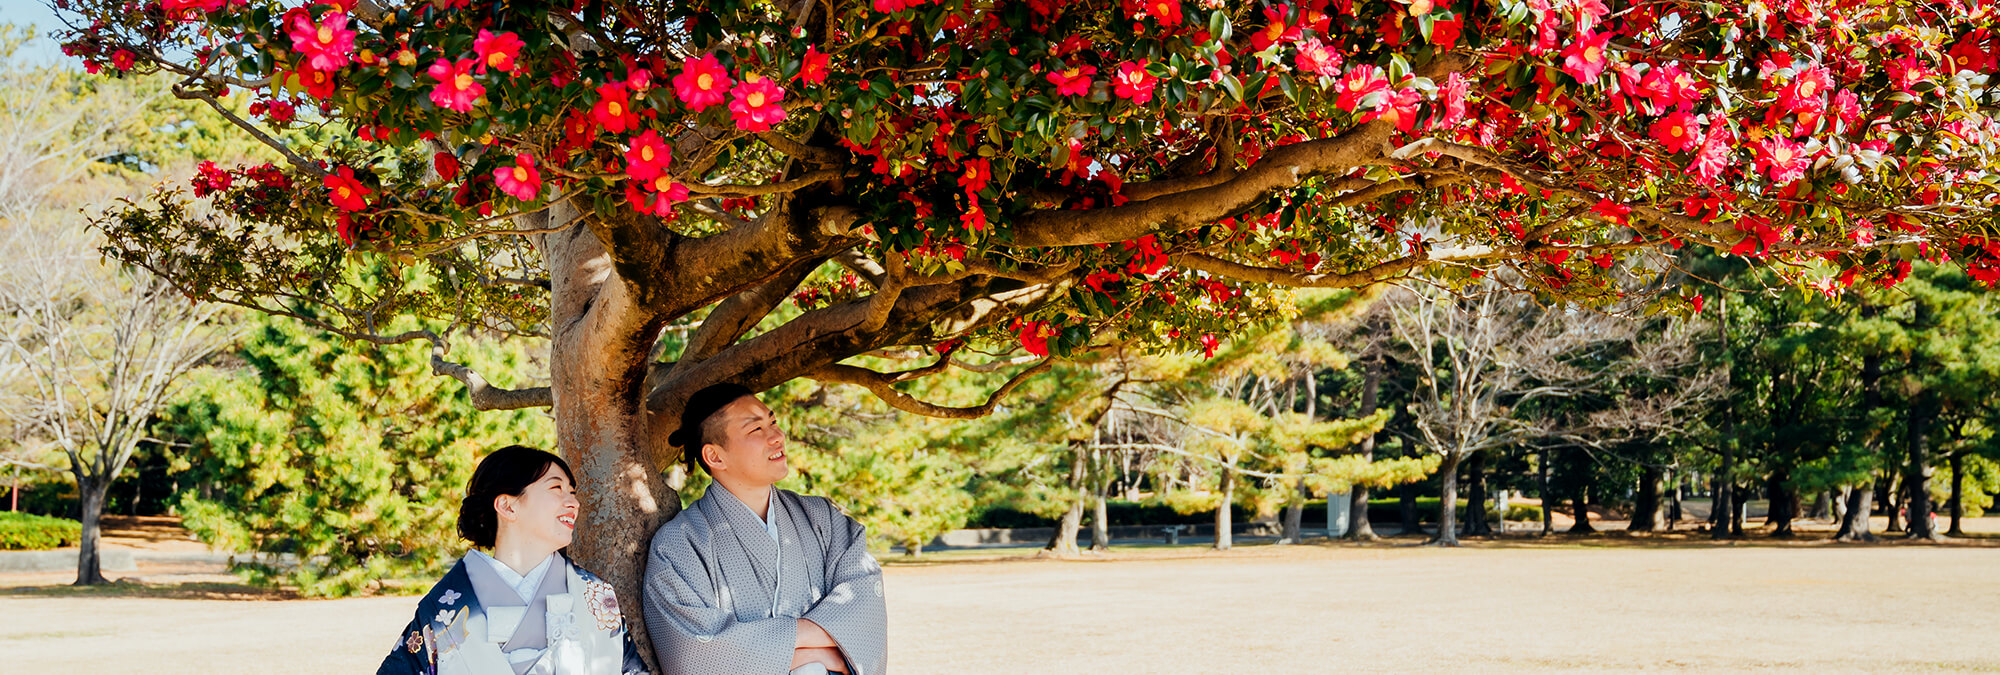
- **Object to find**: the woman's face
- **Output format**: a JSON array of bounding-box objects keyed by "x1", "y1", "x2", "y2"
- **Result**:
[{"x1": 496, "y1": 463, "x2": 579, "y2": 553}]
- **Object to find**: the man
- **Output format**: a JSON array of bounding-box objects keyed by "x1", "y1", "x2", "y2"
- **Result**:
[{"x1": 644, "y1": 383, "x2": 888, "y2": 675}]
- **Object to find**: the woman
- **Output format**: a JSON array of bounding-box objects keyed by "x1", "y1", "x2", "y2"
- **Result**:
[{"x1": 379, "y1": 445, "x2": 650, "y2": 675}]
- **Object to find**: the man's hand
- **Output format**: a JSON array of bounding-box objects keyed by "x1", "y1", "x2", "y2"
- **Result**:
[
  {"x1": 795, "y1": 618, "x2": 837, "y2": 649},
  {"x1": 791, "y1": 647, "x2": 845, "y2": 672}
]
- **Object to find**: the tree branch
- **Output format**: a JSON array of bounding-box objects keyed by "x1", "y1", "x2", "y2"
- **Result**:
[
  {"x1": 430, "y1": 353, "x2": 553, "y2": 410},
  {"x1": 809, "y1": 358, "x2": 1052, "y2": 419}
]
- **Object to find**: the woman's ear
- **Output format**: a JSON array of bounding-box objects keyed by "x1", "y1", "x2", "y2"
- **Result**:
[{"x1": 493, "y1": 493, "x2": 516, "y2": 523}]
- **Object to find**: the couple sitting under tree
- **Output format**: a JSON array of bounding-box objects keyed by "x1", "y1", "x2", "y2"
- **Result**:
[{"x1": 377, "y1": 383, "x2": 888, "y2": 675}]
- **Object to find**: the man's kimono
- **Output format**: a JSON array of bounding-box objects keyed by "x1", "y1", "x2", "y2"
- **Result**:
[
  {"x1": 644, "y1": 488, "x2": 888, "y2": 675},
  {"x1": 378, "y1": 552, "x2": 650, "y2": 675}
]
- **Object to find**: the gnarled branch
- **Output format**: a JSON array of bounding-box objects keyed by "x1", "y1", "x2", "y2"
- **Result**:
[
  {"x1": 431, "y1": 353, "x2": 553, "y2": 410},
  {"x1": 809, "y1": 358, "x2": 1052, "y2": 419}
]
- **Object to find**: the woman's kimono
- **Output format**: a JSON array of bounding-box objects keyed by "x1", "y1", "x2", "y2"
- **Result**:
[{"x1": 378, "y1": 553, "x2": 650, "y2": 675}]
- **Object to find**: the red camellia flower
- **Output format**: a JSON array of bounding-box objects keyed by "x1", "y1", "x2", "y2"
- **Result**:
[
  {"x1": 292, "y1": 65, "x2": 336, "y2": 98},
  {"x1": 1561, "y1": 30, "x2": 1612, "y2": 85},
  {"x1": 473, "y1": 29, "x2": 524, "y2": 74},
  {"x1": 562, "y1": 109, "x2": 598, "y2": 149},
  {"x1": 1335, "y1": 65, "x2": 1389, "y2": 112},
  {"x1": 191, "y1": 161, "x2": 233, "y2": 197},
  {"x1": 287, "y1": 12, "x2": 357, "y2": 72},
  {"x1": 626, "y1": 174, "x2": 690, "y2": 217},
  {"x1": 110, "y1": 49, "x2": 136, "y2": 72},
  {"x1": 797, "y1": 46, "x2": 830, "y2": 85},
  {"x1": 1294, "y1": 38, "x2": 1341, "y2": 78},
  {"x1": 426, "y1": 58, "x2": 484, "y2": 112},
  {"x1": 433, "y1": 152, "x2": 460, "y2": 183},
  {"x1": 1949, "y1": 30, "x2": 1995, "y2": 73},
  {"x1": 1430, "y1": 16, "x2": 1463, "y2": 50},
  {"x1": 1691, "y1": 117, "x2": 1734, "y2": 185},
  {"x1": 163, "y1": 0, "x2": 225, "y2": 16},
  {"x1": 1250, "y1": 8, "x2": 1300, "y2": 51},
  {"x1": 959, "y1": 158, "x2": 991, "y2": 194},
  {"x1": 1755, "y1": 136, "x2": 1810, "y2": 183},
  {"x1": 1199, "y1": 333, "x2": 1221, "y2": 358},
  {"x1": 961, "y1": 203, "x2": 988, "y2": 232},
  {"x1": 1638, "y1": 63, "x2": 1702, "y2": 112},
  {"x1": 1046, "y1": 64, "x2": 1096, "y2": 97},
  {"x1": 1013, "y1": 319, "x2": 1052, "y2": 357},
  {"x1": 1436, "y1": 71, "x2": 1469, "y2": 129},
  {"x1": 1084, "y1": 269, "x2": 1122, "y2": 294},
  {"x1": 674, "y1": 54, "x2": 734, "y2": 111},
  {"x1": 244, "y1": 163, "x2": 288, "y2": 190},
  {"x1": 1134, "y1": 0, "x2": 1182, "y2": 26},
  {"x1": 727, "y1": 74, "x2": 787, "y2": 132},
  {"x1": 1777, "y1": 66, "x2": 1830, "y2": 116},
  {"x1": 1111, "y1": 61, "x2": 1157, "y2": 104},
  {"x1": 493, "y1": 153, "x2": 541, "y2": 201},
  {"x1": 1591, "y1": 199, "x2": 1632, "y2": 225},
  {"x1": 623, "y1": 129, "x2": 673, "y2": 180},
  {"x1": 1649, "y1": 111, "x2": 1702, "y2": 153},
  {"x1": 592, "y1": 84, "x2": 636, "y2": 134},
  {"x1": 324, "y1": 166, "x2": 371, "y2": 211},
  {"x1": 1369, "y1": 87, "x2": 1425, "y2": 132}
]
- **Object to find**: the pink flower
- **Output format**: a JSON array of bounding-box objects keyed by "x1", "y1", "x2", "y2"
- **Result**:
[
  {"x1": 1294, "y1": 38, "x2": 1340, "y2": 78},
  {"x1": 1755, "y1": 136, "x2": 1810, "y2": 183},
  {"x1": 473, "y1": 29, "x2": 524, "y2": 74},
  {"x1": 624, "y1": 129, "x2": 673, "y2": 181},
  {"x1": 426, "y1": 58, "x2": 484, "y2": 112},
  {"x1": 1649, "y1": 111, "x2": 1702, "y2": 153},
  {"x1": 626, "y1": 175, "x2": 689, "y2": 217},
  {"x1": 1560, "y1": 30, "x2": 1612, "y2": 85},
  {"x1": 592, "y1": 84, "x2": 636, "y2": 134},
  {"x1": 674, "y1": 54, "x2": 734, "y2": 111},
  {"x1": 287, "y1": 12, "x2": 357, "y2": 72},
  {"x1": 1046, "y1": 64, "x2": 1096, "y2": 97},
  {"x1": 1111, "y1": 61, "x2": 1157, "y2": 104},
  {"x1": 727, "y1": 74, "x2": 787, "y2": 132},
  {"x1": 1335, "y1": 65, "x2": 1389, "y2": 112},
  {"x1": 493, "y1": 154, "x2": 542, "y2": 201}
]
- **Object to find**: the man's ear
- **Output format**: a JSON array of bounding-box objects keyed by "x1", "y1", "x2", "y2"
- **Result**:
[{"x1": 702, "y1": 443, "x2": 724, "y2": 472}]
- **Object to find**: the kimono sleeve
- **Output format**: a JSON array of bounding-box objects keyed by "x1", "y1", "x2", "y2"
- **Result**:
[
  {"x1": 376, "y1": 614, "x2": 432, "y2": 675},
  {"x1": 642, "y1": 517, "x2": 796, "y2": 674},
  {"x1": 620, "y1": 623, "x2": 650, "y2": 675},
  {"x1": 800, "y1": 498, "x2": 887, "y2": 675}
]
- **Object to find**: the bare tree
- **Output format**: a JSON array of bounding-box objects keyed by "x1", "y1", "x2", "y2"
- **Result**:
[{"x1": 0, "y1": 203, "x2": 228, "y2": 585}]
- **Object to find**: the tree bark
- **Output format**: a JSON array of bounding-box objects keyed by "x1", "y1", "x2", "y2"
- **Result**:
[
  {"x1": 73, "y1": 479, "x2": 109, "y2": 586},
  {"x1": 1279, "y1": 479, "x2": 1306, "y2": 544},
  {"x1": 1947, "y1": 452, "x2": 1965, "y2": 537},
  {"x1": 1345, "y1": 358, "x2": 1383, "y2": 541},
  {"x1": 1711, "y1": 454, "x2": 1734, "y2": 539},
  {"x1": 1666, "y1": 471, "x2": 1682, "y2": 530},
  {"x1": 1629, "y1": 465, "x2": 1663, "y2": 532},
  {"x1": 1047, "y1": 445, "x2": 1087, "y2": 556},
  {"x1": 1463, "y1": 451, "x2": 1490, "y2": 537},
  {"x1": 1881, "y1": 473, "x2": 1903, "y2": 534},
  {"x1": 1398, "y1": 481, "x2": 1420, "y2": 536},
  {"x1": 1428, "y1": 452, "x2": 1463, "y2": 546},
  {"x1": 542, "y1": 210, "x2": 676, "y2": 671},
  {"x1": 1214, "y1": 463, "x2": 1236, "y2": 551},
  {"x1": 1089, "y1": 458, "x2": 1111, "y2": 554},
  {"x1": 1567, "y1": 483, "x2": 1596, "y2": 534},
  {"x1": 1903, "y1": 394, "x2": 1941, "y2": 541},
  {"x1": 1766, "y1": 469, "x2": 1794, "y2": 537},
  {"x1": 1537, "y1": 446, "x2": 1553, "y2": 537},
  {"x1": 1834, "y1": 485, "x2": 1877, "y2": 542}
]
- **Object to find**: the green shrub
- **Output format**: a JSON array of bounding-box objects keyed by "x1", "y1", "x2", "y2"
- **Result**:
[
  {"x1": 0, "y1": 512, "x2": 83, "y2": 550},
  {"x1": 968, "y1": 501, "x2": 1252, "y2": 529}
]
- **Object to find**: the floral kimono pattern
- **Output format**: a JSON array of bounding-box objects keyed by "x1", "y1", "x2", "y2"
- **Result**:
[{"x1": 379, "y1": 553, "x2": 650, "y2": 675}]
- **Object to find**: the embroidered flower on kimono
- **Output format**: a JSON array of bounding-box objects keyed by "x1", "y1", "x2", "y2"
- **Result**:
[
  {"x1": 436, "y1": 608, "x2": 457, "y2": 625},
  {"x1": 439, "y1": 589, "x2": 461, "y2": 606},
  {"x1": 405, "y1": 630, "x2": 425, "y2": 654}
]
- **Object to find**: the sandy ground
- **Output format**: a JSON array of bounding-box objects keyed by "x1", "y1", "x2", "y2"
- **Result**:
[{"x1": 8, "y1": 518, "x2": 2000, "y2": 674}]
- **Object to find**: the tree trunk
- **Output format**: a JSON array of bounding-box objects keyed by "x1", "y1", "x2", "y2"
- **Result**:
[
  {"x1": 1279, "y1": 479, "x2": 1306, "y2": 544},
  {"x1": 1881, "y1": 473, "x2": 1903, "y2": 534},
  {"x1": 1463, "y1": 451, "x2": 1490, "y2": 537},
  {"x1": 1712, "y1": 453, "x2": 1734, "y2": 539},
  {"x1": 1428, "y1": 453, "x2": 1463, "y2": 546},
  {"x1": 1730, "y1": 484, "x2": 1748, "y2": 536},
  {"x1": 1398, "y1": 481, "x2": 1420, "y2": 536},
  {"x1": 543, "y1": 210, "x2": 678, "y2": 671},
  {"x1": 1903, "y1": 395, "x2": 1942, "y2": 540},
  {"x1": 1537, "y1": 447, "x2": 1553, "y2": 537},
  {"x1": 1089, "y1": 447, "x2": 1110, "y2": 552},
  {"x1": 1666, "y1": 472, "x2": 1682, "y2": 530},
  {"x1": 1834, "y1": 485, "x2": 1877, "y2": 542},
  {"x1": 1947, "y1": 453, "x2": 1965, "y2": 537},
  {"x1": 1767, "y1": 469, "x2": 1794, "y2": 537},
  {"x1": 1345, "y1": 358, "x2": 1383, "y2": 541},
  {"x1": 73, "y1": 479, "x2": 110, "y2": 586},
  {"x1": 1047, "y1": 445, "x2": 1087, "y2": 556},
  {"x1": 1567, "y1": 484, "x2": 1596, "y2": 534},
  {"x1": 1629, "y1": 465, "x2": 1663, "y2": 532},
  {"x1": 1214, "y1": 464, "x2": 1235, "y2": 551}
]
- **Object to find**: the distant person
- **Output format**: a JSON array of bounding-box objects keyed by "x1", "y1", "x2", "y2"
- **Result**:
[
  {"x1": 379, "y1": 445, "x2": 648, "y2": 675},
  {"x1": 644, "y1": 383, "x2": 887, "y2": 675}
]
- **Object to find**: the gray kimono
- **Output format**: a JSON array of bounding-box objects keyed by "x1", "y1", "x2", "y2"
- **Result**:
[{"x1": 644, "y1": 488, "x2": 887, "y2": 675}]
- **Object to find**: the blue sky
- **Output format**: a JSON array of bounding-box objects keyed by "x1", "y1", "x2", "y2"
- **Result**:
[{"x1": 2, "y1": 0, "x2": 74, "y2": 65}]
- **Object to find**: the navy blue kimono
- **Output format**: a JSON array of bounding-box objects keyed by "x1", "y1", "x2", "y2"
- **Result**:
[{"x1": 378, "y1": 553, "x2": 650, "y2": 675}]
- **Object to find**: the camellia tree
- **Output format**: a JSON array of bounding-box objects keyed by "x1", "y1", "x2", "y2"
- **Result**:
[{"x1": 48, "y1": 0, "x2": 2000, "y2": 647}]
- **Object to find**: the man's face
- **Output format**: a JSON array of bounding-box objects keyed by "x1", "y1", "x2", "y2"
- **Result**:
[{"x1": 702, "y1": 395, "x2": 789, "y2": 488}]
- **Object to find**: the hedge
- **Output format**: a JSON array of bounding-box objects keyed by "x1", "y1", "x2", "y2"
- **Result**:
[{"x1": 0, "y1": 511, "x2": 83, "y2": 550}]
